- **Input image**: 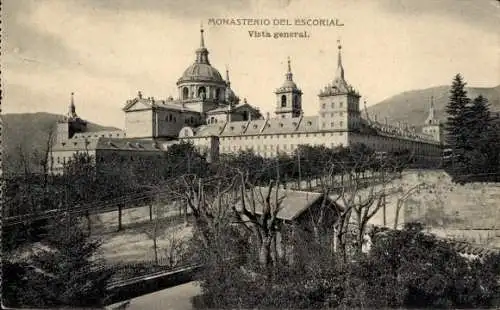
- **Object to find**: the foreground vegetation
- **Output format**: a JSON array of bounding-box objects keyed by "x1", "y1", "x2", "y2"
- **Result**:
[{"x1": 192, "y1": 223, "x2": 500, "y2": 309}]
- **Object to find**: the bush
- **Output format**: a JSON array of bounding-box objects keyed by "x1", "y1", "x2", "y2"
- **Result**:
[
  {"x1": 193, "y1": 222, "x2": 500, "y2": 309},
  {"x1": 348, "y1": 223, "x2": 500, "y2": 308}
]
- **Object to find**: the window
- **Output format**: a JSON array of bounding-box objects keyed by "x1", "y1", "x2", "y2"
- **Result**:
[
  {"x1": 331, "y1": 102, "x2": 334, "y2": 109},
  {"x1": 331, "y1": 122, "x2": 334, "y2": 127},
  {"x1": 198, "y1": 86, "x2": 206, "y2": 99},
  {"x1": 322, "y1": 103, "x2": 326, "y2": 109},
  {"x1": 281, "y1": 95, "x2": 287, "y2": 107},
  {"x1": 340, "y1": 121, "x2": 343, "y2": 127},
  {"x1": 215, "y1": 88, "x2": 220, "y2": 100},
  {"x1": 182, "y1": 87, "x2": 189, "y2": 99},
  {"x1": 330, "y1": 113, "x2": 334, "y2": 117},
  {"x1": 340, "y1": 102, "x2": 343, "y2": 108},
  {"x1": 340, "y1": 112, "x2": 343, "y2": 117}
]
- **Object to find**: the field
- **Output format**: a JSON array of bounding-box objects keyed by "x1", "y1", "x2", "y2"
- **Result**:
[{"x1": 90, "y1": 205, "x2": 193, "y2": 264}]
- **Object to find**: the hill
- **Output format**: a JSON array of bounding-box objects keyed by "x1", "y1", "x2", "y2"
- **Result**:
[
  {"x1": 367, "y1": 84, "x2": 500, "y2": 127},
  {"x1": 1, "y1": 112, "x2": 119, "y2": 174}
]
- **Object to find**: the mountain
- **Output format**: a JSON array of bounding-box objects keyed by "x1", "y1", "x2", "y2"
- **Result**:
[
  {"x1": 367, "y1": 85, "x2": 500, "y2": 127},
  {"x1": 1, "y1": 112, "x2": 119, "y2": 174}
]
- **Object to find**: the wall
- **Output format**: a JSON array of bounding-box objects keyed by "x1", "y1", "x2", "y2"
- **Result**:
[
  {"x1": 125, "y1": 110, "x2": 153, "y2": 138},
  {"x1": 215, "y1": 130, "x2": 349, "y2": 157},
  {"x1": 50, "y1": 149, "x2": 97, "y2": 174}
]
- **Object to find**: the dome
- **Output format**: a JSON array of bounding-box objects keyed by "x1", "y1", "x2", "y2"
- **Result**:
[
  {"x1": 281, "y1": 79, "x2": 297, "y2": 89},
  {"x1": 178, "y1": 62, "x2": 225, "y2": 83}
]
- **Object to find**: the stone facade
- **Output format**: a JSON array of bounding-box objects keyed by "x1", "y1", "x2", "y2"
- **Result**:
[{"x1": 50, "y1": 27, "x2": 444, "y2": 174}]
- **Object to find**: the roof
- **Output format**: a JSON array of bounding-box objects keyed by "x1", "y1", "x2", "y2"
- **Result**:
[
  {"x1": 52, "y1": 137, "x2": 164, "y2": 152},
  {"x1": 235, "y1": 186, "x2": 342, "y2": 221},
  {"x1": 190, "y1": 114, "x2": 439, "y2": 145},
  {"x1": 123, "y1": 97, "x2": 198, "y2": 113},
  {"x1": 194, "y1": 115, "x2": 321, "y2": 137},
  {"x1": 73, "y1": 130, "x2": 126, "y2": 139},
  {"x1": 178, "y1": 62, "x2": 225, "y2": 84}
]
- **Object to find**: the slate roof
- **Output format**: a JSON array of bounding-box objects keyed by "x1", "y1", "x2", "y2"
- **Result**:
[
  {"x1": 52, "y1": 137, "x2": 163, "y2": 152},
  {"x1": 235, "y1": 186, "x2": 342, "y2": 221},
  {"x1": 73, "y1": 130, "x2": 126, "y2": 139},
  {"x1": 123, "y1": 97, "x2": 198, "y2": 112},
  {"x1": 194, "y1": 115, "x2": 321, "y2": 137}
]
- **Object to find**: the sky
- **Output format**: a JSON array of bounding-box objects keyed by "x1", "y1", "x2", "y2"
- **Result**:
[{"x1": 2, "y1": 0, "x2": 499, "y2": 129}]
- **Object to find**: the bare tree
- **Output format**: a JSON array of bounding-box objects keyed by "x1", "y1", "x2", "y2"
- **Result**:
[
  {"x1": 142, "y1": 196, "x2": 165, "y2": 266},
  {"x1": 167, "y1": 174, "x2": 238, "y2": 253},
  {"x1": 231, "y1": 174, "x2": 286, "y2": 267},
  {"x1": 393, "y1": 182, "x2": 433, "y2": 230},
  {"x1": 163, "y1": 227, "x2": 187, "y2": 268}
]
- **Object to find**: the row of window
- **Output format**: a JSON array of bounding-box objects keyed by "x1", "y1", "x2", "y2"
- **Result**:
[
  {"x1": 218, "y1": 131, "x2": 344, "y2": 141},
  {"x1": 320, "y1": 112, "x2": 344, "y2": 117},
  {"x1": 163, "y1": 113, "x2": 198, "y2": 125},
  {"x1": 321, "y1": 102, "x2": 344, "y2": 109}
]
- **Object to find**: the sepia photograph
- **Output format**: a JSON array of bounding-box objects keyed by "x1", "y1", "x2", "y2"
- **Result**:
[{"x1": 1, "y1": 0, "x2": 499, "y2": 309}]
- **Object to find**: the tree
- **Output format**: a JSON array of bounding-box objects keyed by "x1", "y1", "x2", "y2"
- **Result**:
[
  {"x1": 445, "y1": 74, "x2": 470, "y2": 177},
  {"x1": 465, "y1": 95, "x2": 499, "y2": 179},
  {"x1": 5, "y1": 214, "x2": 114, "y2": 308}
]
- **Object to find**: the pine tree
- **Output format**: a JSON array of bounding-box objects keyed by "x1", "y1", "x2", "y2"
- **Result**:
[
  {"x1": 16, "y1": 215, "x2": 114, "y2": 307},
  {"x1": 464, "y1": 95, "x2": 493, "y2": 178},
  {"x1": 445, "y1": 74, "x2": 470, "y2": 178}
]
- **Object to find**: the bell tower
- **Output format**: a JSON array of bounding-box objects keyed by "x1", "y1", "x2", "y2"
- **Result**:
[
  {"x1": 422, "y1": 96, "x2": 443, "y2": 143},
  {"x1": 56, "y1": 92, "x2": 87, "y2": 143},
  {"x1": 274, "y1": 57, "x2": 303, "y2": 119},
  {"x1": 318, "y1": 40, "x2": 361, "y2": 131}
]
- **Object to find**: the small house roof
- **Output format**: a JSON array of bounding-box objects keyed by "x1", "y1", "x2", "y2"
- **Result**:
[{"x1": 235, "y1": 186, "x2": 343, "y2": 221}]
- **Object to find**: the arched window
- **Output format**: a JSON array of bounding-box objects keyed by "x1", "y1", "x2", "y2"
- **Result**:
[
  {"x1": 169, "y1": 114, "x2": 173, "y2": 121},
  {"x1": 182, "y1": 87, "x2": 189, "y2": 99},
  {"x1": 281, "y1": 95, "x2": 287, "y2": 107},
  {"x1": 215, "y1": 88, "x2": 220, "y2": 100},
  {"x1": 198, "y1": 86, "x2": 206, "y2": 99}
]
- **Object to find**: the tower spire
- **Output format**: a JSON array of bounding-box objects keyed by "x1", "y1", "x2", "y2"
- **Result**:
[
  {"x1": 225, "y1": 66, "x2": 231, "y2": 86},
  {"x1": 69, "y1": 92, "x2": 76, "y2": 117},
  {"x1": 336, "y1": 39, "x2": 345, "y2": 80},
  {"x1": 285, "y1": 56, "x2": 293, "y2": 81},
  {"x1": 195, "y1": 24, "x2": 210, "y2": 64},
  {"x1": 426, "y1": 95, "x2": 435, "y2": 124},
  {"x1": 200, "y1": 22, "x2": 205, "y2": 48}
]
